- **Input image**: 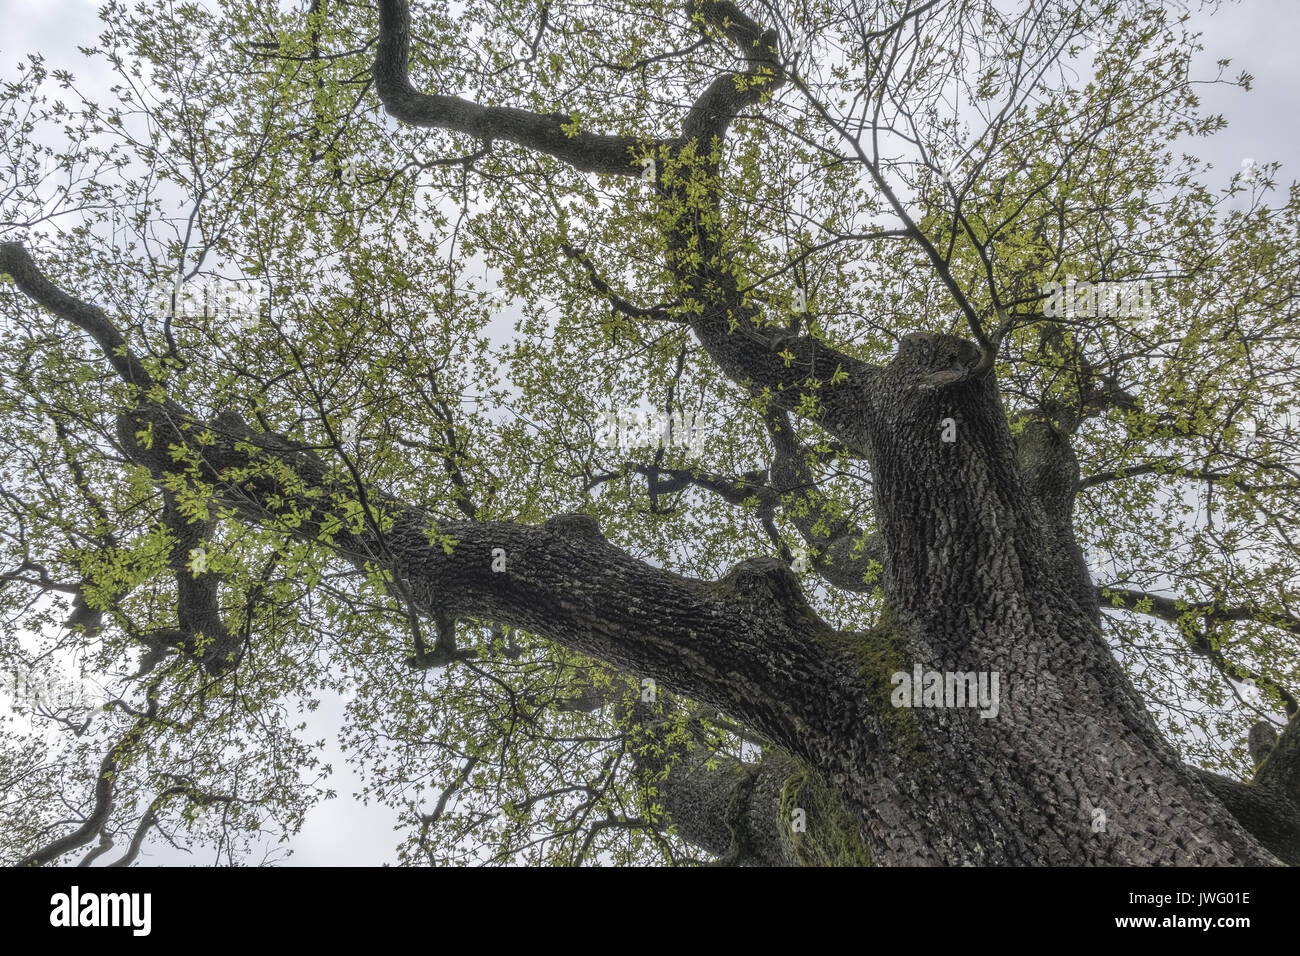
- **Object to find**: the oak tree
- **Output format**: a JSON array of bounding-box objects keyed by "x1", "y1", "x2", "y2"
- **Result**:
[{"x1": 1, "y1": 0, "x2": 1298, "y2": 865}]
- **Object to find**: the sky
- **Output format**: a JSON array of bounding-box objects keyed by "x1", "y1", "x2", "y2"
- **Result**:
[{"x1": 1, "y1": 0, "x2": 1298, "y2": 866}]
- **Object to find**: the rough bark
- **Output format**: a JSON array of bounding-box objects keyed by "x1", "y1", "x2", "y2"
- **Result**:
[{"x1": 625, "y1": 699, "x2": 869, "y2": 866}]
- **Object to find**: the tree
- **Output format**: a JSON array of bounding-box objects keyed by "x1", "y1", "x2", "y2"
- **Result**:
[{"x1": 0, "y1": 0, "x2": 1297, "y2": 866}]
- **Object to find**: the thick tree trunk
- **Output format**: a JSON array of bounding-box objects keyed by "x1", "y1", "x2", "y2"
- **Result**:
[{"x1": 791, "y1": 332, "x2": 1273, "y2": 864}]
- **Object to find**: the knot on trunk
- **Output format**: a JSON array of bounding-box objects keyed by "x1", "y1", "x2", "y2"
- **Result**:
[
  {"x1": 719, "y1": 556, "x2": 799, "y2": 598},
  {"x1": 895, "y1": 332, "x2": 983, "y2": 388},
  {"x1": 543, "y1": 513, "x2": 604, "y2": 540},
  {"x1": 1013, "y1": 414, "x2": 1080, "y2": 517},
  {"x1": 1250, "y1": 720, "x2": 1280, "y2": 769},
  {"x1": 715, "y1": 557, "x2": 824, "y2": 632}
]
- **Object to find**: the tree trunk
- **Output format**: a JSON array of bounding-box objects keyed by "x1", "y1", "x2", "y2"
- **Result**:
[{"x1": 793, "y1": 332, "x2": 1274, "y2": 864}]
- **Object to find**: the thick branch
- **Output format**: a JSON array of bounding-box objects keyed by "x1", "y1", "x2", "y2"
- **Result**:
[
  {"x1": 1256, "y1": 715, "x2": 1300, "y2": 801},
  {"x1": 1193, "y1": 716, "x2": 1300, "y2": 865},
  {"x1": 17, "y1": 719, "x2": 148, "y2": 867},
  {"x1": 373, "y1": 0, "x2": 654, "y2": 176},
  {"x1": 1, "y1": 242, "x2": 887, "y2": 845},
  {"x1": 622, "y1": 698, "x2": 869, "y2": 866},
  {"x1": 1194, "y1": 768, "x2": 1300, "y2": 867},
  {"x1": 0, "y1": 243, "x2": 155, "y2": 390}
]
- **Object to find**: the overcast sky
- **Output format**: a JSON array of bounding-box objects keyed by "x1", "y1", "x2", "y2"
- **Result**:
[{"x1": 1, "y1": 0, "x2": 1297, "y2": 866}]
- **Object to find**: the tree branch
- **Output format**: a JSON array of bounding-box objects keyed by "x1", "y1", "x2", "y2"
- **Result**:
[
  {"x1": 1099, "y1": 586, "x2": 1300, "y2": 642},
  {"x1": 0, "y1": 241, "x2": 889, "y2": 841},
  {"x1": 373, "y1": 0, "x2": 656, "y2": 176}
]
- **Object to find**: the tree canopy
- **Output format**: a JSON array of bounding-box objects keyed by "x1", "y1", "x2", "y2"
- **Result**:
[{"x1": 1, "y1": 0, "x2": 1297, "y2": 865}]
